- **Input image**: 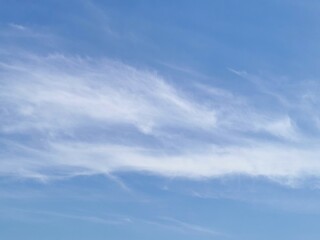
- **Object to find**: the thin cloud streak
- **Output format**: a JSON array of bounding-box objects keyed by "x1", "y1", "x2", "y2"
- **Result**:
[{"x1": 145, "y1": 216, "x2": 223, "y2": 237}]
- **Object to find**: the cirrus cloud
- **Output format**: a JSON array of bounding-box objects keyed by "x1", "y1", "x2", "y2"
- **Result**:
[{"x1": 1, "y1": 53, "x2": 318, "y2": 183}]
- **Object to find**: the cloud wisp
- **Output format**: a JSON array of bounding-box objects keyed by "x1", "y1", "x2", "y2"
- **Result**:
[{"x1": 1, "y1": 53, "x2": 320, "y2": 183}]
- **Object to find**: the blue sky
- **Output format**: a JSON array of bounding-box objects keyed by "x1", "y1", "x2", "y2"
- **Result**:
[{"x1": 2, "y1": 0, "x2": 320, "y2": 239}]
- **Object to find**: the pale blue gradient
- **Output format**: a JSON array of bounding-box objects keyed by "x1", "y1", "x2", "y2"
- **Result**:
[{"x1": 2, "y1": 1, "x2": 320, "y2": 239}]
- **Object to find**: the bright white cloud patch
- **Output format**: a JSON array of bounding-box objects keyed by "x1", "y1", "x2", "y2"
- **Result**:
[{"x1": 1, "y1": 53, "x2": 319, "y2": 182}]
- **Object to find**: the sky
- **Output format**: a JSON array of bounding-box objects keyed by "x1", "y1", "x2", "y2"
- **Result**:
[{"x1": 2, "y1": 0, "x2": 320, "y2": 239}]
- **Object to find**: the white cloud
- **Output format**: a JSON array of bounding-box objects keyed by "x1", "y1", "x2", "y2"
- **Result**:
[
  {"x1": 8, "y1": 23, "x2": 27, "y2": 31},
  {"x1": 0, "y1": 54, "x2": 216, "y2": 134},
  {"x1": 1, "y1": 53, "x2": 319, "y2": 183},
  {"x1": 153, "y1": 217, "x2": 222, "y2": 236},
  {"x1": 7, "y1": 141, "x2": 318, "y2": 179}
]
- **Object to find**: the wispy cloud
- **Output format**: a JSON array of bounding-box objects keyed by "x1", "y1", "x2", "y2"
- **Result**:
[
  {"x1": 0, "y1": 207, "x2": 130, "y2": 225},
  {"x1": 154, "y1": 216, "x2": 223, "y2": 236},
  {"x1": 1, "y1": 53, "x2": 320, "y2": 183},
  {"x1": 8, "y1": 23, "x2": 27, "y2": 31},
  {"x1": 0, "y1": 54, "x2": 216, "y2": 134}
]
